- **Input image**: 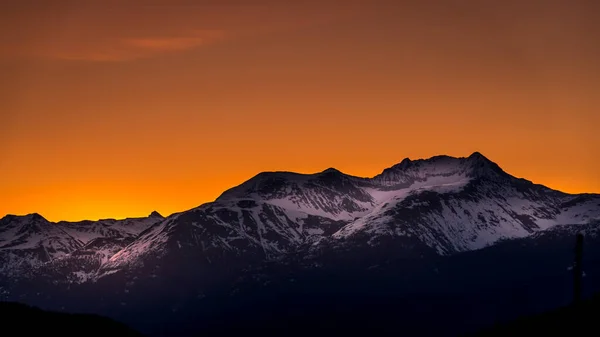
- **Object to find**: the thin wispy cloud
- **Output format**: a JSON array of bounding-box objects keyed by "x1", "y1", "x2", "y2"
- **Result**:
[{"x1": 45, "y1": 30, "x2": 226, "y2": 62}]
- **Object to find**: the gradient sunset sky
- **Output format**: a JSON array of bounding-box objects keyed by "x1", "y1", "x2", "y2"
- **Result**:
[{"x1": 1, "y1": 0, "x2": 599, "y2": 222}]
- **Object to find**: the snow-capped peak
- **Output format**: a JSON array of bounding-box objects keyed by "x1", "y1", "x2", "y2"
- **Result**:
[
  {"x1": 465, "y1": 151, "x2": 506, "y2": 178},
  {"x1": 373, "y1": 152, "x2": 506, "y2": 187},
  {"x1": 212, "y1": 153, "x2": 507, "y2": 223}
]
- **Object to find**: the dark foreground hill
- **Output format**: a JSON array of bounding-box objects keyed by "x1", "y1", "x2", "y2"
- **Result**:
[
  {"x1": 2, "y1": 293, "x2": 599, "y2": 337},
  {"x1": 475, "y1": 293, "x2": 600, "y2": 336},
  {"x1": 0, "y1": 302, "x2": 143, "y2": 337},
  {"x1": 143, "y1": 291, "x2": 600, "y2": 337}
]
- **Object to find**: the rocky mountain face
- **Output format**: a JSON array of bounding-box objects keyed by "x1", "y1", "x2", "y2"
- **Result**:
[
  {"x1": 0, "y1": 212, "x2": 164, "y2": 280},
  {"x1": 1, "y1": 152, "x2": 600, "y2": 336}
]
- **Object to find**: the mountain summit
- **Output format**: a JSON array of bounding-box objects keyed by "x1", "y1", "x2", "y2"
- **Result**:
[{"x1": 149, "y1": 211, "x2": 163, "y2": 218}]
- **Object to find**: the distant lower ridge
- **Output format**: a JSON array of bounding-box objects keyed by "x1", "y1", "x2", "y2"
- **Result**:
[
  {"x1": 0, "y1": 302, "x2": 143, "y2": 336},
  {"x1": 474, "y1": 293, "x2": 600, "y2": 336}
]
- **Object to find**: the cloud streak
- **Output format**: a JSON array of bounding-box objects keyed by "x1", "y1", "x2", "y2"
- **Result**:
[{"x1": 44, "y1": 30, "x2": 226, "y2": 62}]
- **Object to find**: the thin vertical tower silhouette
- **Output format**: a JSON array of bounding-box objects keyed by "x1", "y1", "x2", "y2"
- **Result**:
[{"x1": 573, "y1": 233, "x2": 584, "y2": 304}]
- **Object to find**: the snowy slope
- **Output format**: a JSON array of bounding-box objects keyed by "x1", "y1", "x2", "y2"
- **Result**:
[
  {"x1": 330, "y1": 178, "x2": 600, "y2": 254},
  {"x1": 216, "y1": 168, "x2": 375, "y2": 221},
  {"x1": 56, "y1": 213, "x2": 163, "y2": 245},
  {"x1": 321, "y1": 154, "x2": 600, "y2": 254},
  {"x1": 0, "y1": 212, "x2": 164, "y2": 278},
  {"x1": 97, "y1": 200, "x2": 346, "y2": 278},
  {"x1": 0, "y1": 214, "x2": 83, "y2": 276}
]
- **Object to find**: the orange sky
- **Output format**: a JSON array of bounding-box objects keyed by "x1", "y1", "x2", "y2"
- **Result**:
[{"x1": 1, "y1": 0, "x2": 599, "y2": 222}]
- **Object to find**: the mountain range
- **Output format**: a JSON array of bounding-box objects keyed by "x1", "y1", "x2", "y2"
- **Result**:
[{"x1": 2, "y1": 152, "x2": 600, "y2": 336}]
